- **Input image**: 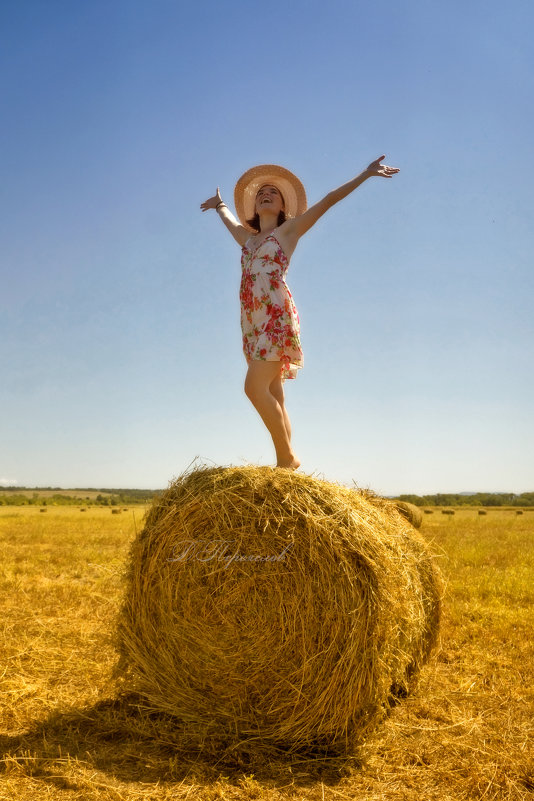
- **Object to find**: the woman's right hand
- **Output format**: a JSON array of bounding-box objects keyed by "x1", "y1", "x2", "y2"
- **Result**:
[{"x1": 200, "y1": 187, "x2": 222, "y2": 212}]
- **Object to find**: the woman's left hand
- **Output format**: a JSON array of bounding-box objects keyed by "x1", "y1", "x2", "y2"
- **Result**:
[{"x1": 366, "y1": 155, "x2": 400, "y2": 178}]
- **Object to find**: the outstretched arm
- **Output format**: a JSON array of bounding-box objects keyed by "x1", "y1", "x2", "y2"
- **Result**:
[
  {"x1": 284, "y1": 155, "x2": 399, "y2": 241},
  {"x1": 200, "y1": 188, "x2": 250, "y2": 247}
]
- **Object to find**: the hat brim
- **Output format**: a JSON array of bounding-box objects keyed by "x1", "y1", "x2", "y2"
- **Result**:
[{"x1": 234, "y1": 165, "x2": 307, "y2": 231}]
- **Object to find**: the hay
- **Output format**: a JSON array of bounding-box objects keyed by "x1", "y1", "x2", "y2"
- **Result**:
[
  {"x1": 353, "y1": 492, "x2": 423, "y2": 530},
  {"x1": 116, "y1": 465, "x2": 443, "y2": 752},
  {"x1": 393, "y1": 500, "x2": 423, "y2": 529}
]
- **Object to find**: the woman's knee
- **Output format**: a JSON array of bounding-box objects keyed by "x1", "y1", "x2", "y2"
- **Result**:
[
  {"x1": 244, "y1": 375, "x2": 256, "y2": 400},
  {"x1": 244, "y1": 361, "x2": 280, "y2": 401},
  {"x1": 244, "y1": 371, "x2": 262, "y2": 401}
]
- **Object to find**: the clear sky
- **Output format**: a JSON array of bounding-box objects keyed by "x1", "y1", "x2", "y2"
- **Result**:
[{"x1": 1, "y1": 0, "x2": 533, "y2": 495}]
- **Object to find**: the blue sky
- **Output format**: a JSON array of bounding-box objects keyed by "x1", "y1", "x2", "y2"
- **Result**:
[{"x1": 1, "y1": 0, "x2": 533, "y2": 494}]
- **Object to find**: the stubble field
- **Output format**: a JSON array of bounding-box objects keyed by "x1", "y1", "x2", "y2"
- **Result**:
[{"x1": 0, "y1": 504, "x2": 532, "y2": 800}]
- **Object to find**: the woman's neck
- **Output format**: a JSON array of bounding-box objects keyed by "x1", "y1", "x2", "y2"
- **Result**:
[{"x1": 258, "y1": 211, "x2": 278, "y2": 233}]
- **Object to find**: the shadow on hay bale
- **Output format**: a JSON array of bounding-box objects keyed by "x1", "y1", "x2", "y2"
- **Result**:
[{"x1": 115, "y1": 465, "x2": 443, "y2": 752}]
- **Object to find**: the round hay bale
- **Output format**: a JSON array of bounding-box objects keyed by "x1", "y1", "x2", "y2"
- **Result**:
[
  {"x1": 424, "y1": 509, "x2": 434, "y2": 515},
  {"x1": 392, "y1": 500, "x2": 423, "y2": 529},
  {"x1": 354, "y1": 491, "x2": 423, "y2": 529},
  {"x1": 478, "y1": 510, "x2": 487, "y2": 515},
  {"x1": 116, "y1": 465, "x2": 443, "y2": 751}
]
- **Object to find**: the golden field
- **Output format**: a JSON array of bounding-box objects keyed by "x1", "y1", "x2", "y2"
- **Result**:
[{"x1": 0, "y1": 504, "x2": 532, "y2": 800}]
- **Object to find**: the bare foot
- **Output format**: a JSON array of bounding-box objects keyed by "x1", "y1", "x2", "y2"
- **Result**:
[{"x1": 276, "y1": 456, "x2": 301, "y2": 470}]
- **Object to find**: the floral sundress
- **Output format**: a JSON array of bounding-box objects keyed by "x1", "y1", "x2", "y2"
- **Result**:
[{"x1": 240, "y1": 232, "x2": 303, "y2": 380}]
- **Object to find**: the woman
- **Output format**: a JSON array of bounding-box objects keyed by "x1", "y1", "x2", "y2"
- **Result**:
[{"x1": 200, "y1": 155, "x2": 399, "y2": 470}]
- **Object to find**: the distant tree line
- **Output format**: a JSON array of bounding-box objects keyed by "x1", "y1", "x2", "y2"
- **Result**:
[
  {"x1": 393, "y1": 492, "x2": 534, "y2": 508},
  {"x1": 0, "y1": 488, "x2": 160, "y2": 506},
  {"x1": 1, "y1": 488, "x2": 532, "y2": 508}
]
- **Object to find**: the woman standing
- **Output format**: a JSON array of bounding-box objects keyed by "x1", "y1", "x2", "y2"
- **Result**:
[{"x1": 200, "y1": 156, "x2": 399, "y2": 469}]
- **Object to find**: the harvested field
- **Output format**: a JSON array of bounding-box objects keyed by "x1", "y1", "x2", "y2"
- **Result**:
[{"x1": 0, "y1": 501, "x2": 532, "y2": 800}]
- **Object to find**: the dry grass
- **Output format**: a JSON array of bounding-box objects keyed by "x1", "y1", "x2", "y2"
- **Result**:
[
  {"x1": 388, "y1": 500, "x2": 423, "y2": 530},
  {"x1": 0, "y1": 499, "x2": 533, "y2": 800}
]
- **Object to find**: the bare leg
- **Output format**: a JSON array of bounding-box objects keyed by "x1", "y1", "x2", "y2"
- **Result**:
[
  {"x1": 244, "y1": 361, "x2": 300, "y2": 469},
  {"x1": 269, "y1": 373, "x2": 291, "y2": 443}
]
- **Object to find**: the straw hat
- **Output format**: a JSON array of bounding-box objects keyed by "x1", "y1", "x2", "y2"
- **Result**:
[{"x1": 234, "y1": 164, "x2": 307, "y2": 231}]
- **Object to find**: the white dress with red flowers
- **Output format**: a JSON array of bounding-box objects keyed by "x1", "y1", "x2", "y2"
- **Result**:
[{"x1": 240, "y1": 232, "x2": 303, "y2": 380}]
